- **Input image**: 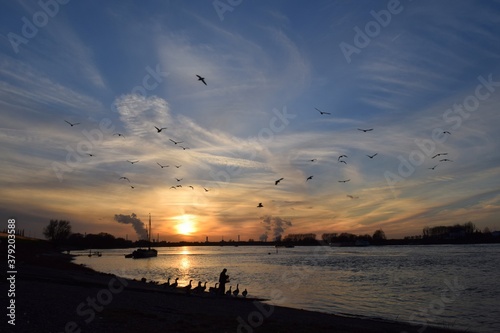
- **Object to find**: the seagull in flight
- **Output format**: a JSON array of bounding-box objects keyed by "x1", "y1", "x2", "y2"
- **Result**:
[
  {"x1": 176, "y1": 185, "x2": 182, "y2": 188},
  {"x1": 170, "y1": 186, "x2": 176, "y2": 189},
  {"x1": 309, "y1": 159, "x2": 317, "y2": 162},
  {"x1": 306, "y1": 176, "x2": 313, "y2": 181},
  {"x1": 346, "y1": 195, "x2": 359, "y2": 199},
  {"x1": 358, "y1": 128, "x2": 373, "y2": 132},
  {"x1": 113, "y1": 133, "x2": 125, "y2": 138},
  {"x1": 196, "y1": 75, "x2": 207, "y2": 85},
  {"x1": 257, "y1": 203, "x2": 263, "y2": 208},
  {"x1": 130, "y1": 185, "x2": 135, "y2": 189},
  {"x1": 366, "y1": 153, "x2": 378, "y2": 159},
  {"x1": 155, "y1": 126, "x2": 167, "y2": 133},
  {"x1": 443, "y1": 131, "x2": 451, "y2": 135},
  {"x1": 175, "y1": 178, "x2": 183, "y2": 182},
  {"x1": 119, "y1": 177, "x2": 130, "y2": 182},
  {"x1": 175, "y1": 165, "x2": 182, "y2": 168},
  {"x1": 157, "y1": 163, "x2": 169, "y2": 168},
  {"x1": 338, "y1": 155, "x2": 348, "y2": 161},
  {"x1": 170, "y1": 139, "x2": 183, "y2": 145},
  {"x1": 179, "y1": 146, "x2": 190, "y2": 150},
  {"x1": 339, "y1": 160, "x2": 347, "y2": 165},
  {"x1": 127, "y1": 160, "x2": 140, "y2": 164},
  {"x1": 338, "y1": 179, "x2": 351, "y2": 183},
  {"x1": 440, "y1": 159, "x2": 453, "y2": 162},
  {"x1": 315, "y1": 108, "x2": 331, "y2": 115},
  {"x1": 189, "y1": 186, "x2": 194, "y2": 190},
  {"x1": 203, "y1": 187, "x2": 210, "y2": 192},
  {"x1": 275, "y1": 178, "x2": 284, "y2": 185},
  {"x1": 432, "y1": 153, "x2": 448, "y2": 159},
  {"x1": 428, "y1": 165, "x2": 438, "y2": 170},
  {"x1": 64, "y1": 120, "x2": 80, "y2": 127}
]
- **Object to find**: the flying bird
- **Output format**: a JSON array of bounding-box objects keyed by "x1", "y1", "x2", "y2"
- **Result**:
[
  {"x1": 338, "y1": 179, "x2": 351, "y2": 183},
  {"x1": 432, "y1": 153, "x2": 448, "y2": 159},
  {"x1": 257, "y1": 203, "x2": 263, "y2": 208},
  {"x1": 196, "y1": 74, "x2": 207, "y2": 85},
  {"x1": 440, "y1": 159, "x2": 453, "y2": 162},
  {"x1": 306, "y1": 176, "x2": 313, "y2": 181},
  {"x1": 64, "y1": 120, "x2": 80, "y2": 127},
  {"x1": 189, "y1": 186, "x2": 194, "y2": 190},
  {"x1": 130, "y1": 185, "x2": 135, "y2": 189},
  {"x1": 170, "y1": 186, "x2": 176, "y2": 189},
  {"x1": 203, "y1": 187, "x2": 210, "y2": 192},
  {"x1": 339, "y1": 160, "x2": 347, "y2": 164},
  {"x1": 175, "y1": 178, "x2": 183, "y2": 182},
  {"x1": 119, "y1": 177, "x2": 130, "y2": 182},
  {"x1": 315, "y1": 108, "x2": 331, "y2": 115},
  {"x1": 358, "y1": 128, "x2": 373, "y2": 132},
  {"x1": 275, "y1": 178, "x2": 284, "y2": 185},
  {"x1": 170, "y1": 139, "x2": 183, "y2": 145},
  {"x1": 157, "y1": 163, "x2": 169, "y2": 168},
  {"x1": 346, "y1": 195, "x2": 359, "y2": 199},
  {"x1": 366, "y1": 153, "x2": 378, "y2": 159},
  {"x1": 113, "y1": 133, "x2": 125, "y2": 138},
  {"x1": 87, "y1": 154, "x2": 95, "y2": 157},
  {"x1": 175, "y1": 165, "x2": 182, "y2": 168},
  {"x1": 127, "y1": 160, "x2": 139, "y2": 164},
  {"x1": 428, "y1": 165, "x2": 438, "y2": 170},
  {"x1": 338, "y1": 155, "x2": 348, "y2": 161},
  {"x1": 309, "y1": 159, "x2": 317, "y2": 162},
  {"x1": 179, "y1": 146, "x2": 190, "y2": 150},
  {"x1": 154, "y1": 126, "x2": 167, "y2": 133},
  {"x1": 443, "y1": 131, "x2": 451, "y2": 135},
  {"x1": 176, "y1": 185, "x2": 182, "y2": 188}
]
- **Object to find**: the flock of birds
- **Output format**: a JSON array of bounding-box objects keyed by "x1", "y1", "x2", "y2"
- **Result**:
[{"x1": 142, "y1": 276, "x2": 248, "y2": 298}]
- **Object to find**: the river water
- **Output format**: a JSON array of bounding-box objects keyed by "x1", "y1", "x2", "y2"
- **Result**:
[{"x1": 73, "y1": 244, "x2": 500, "y2": 332}]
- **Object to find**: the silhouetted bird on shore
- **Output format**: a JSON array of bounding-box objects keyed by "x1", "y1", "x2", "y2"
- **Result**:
[
  {"x1": 196, "y1": 75, "x2": 207, "y2": 85},
  {"x1": 64, "y1": 120, "x2": 80, "y2": 127},
  {"x1": 170, "y1": 278, "x2": 179, "y2": 288},
  {"x1": 233, "y1": 284, "x2": 239, "y2": 297},
  {"x1": 242, "y1": 288, "x2": 248, "y2": 298},
  {"x1": 358, "y1": 128, "x2": 373, "y2": 132},
  {"x1": 154, "y1": 126, "x2": 167, "y2": 133},
  {"x1": 225, "y1": 286, "x2": 232, "y2": 296},
  {"x1": 275, "y1": 178, "x2": 284, "y2": 185}
]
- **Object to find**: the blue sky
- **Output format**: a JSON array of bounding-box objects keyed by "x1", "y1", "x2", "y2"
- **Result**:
[{"x1": 1, "y1": 0, "x2": 499, "y2": 241}]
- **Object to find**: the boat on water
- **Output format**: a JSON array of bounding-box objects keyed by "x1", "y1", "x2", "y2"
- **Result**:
[{"x1": 125, "y1": 213, "x2": 158, "y2": 259}]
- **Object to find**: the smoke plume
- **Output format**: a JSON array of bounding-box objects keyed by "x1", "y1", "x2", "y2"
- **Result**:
[
  {"x1": 260, "y1": 215, "x2": 292, "y2": 241},
  {"x1": 114, "y1": 213, "x2": 148, "y2": 240}
]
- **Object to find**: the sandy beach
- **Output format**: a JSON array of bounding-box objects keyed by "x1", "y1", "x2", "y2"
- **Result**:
[{"x1": 5, "y1": 238, "x2": 466, "y2": 333}]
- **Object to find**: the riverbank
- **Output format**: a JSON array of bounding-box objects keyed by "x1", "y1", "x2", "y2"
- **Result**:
[{"x1": 5, "y1": 237, "x2": 467, "y2": 333}]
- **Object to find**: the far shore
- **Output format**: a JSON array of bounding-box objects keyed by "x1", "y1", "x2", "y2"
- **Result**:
[{"x1": 3, "y1": 236, "x2": 469, "y2": 333}]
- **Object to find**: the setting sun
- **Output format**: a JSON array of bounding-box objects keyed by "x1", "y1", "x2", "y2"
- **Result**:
[{"x1": 175, "y1": 214, "x2": 197, "y2": 235}]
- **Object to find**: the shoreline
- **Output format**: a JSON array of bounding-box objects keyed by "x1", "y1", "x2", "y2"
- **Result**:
[{"x1": 7, "y1": 238, "x2": 468, "y2": 333}]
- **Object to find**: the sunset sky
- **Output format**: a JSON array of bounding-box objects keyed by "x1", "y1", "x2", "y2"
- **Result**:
[{"x1": 1, "y1": 0, "x2": 500, "y2": 242}]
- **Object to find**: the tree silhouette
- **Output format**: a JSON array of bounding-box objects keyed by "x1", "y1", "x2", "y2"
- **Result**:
[
  {"x1": 43, "y1": 220, "x2": 72, "y2": 245},
  {"x1": 373, "y1": 229, "x2": 386, "y2": 241}
]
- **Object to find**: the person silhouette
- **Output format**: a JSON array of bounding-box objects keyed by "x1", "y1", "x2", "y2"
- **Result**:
[{"x1": 218, "y1": 268, "x2": 230, "y2": 295}]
